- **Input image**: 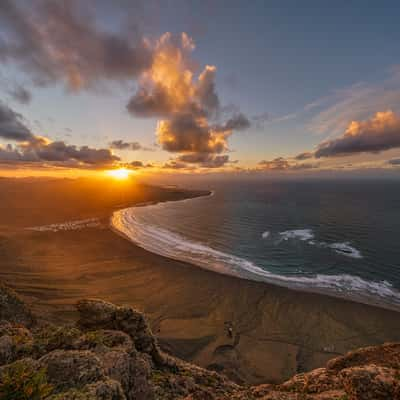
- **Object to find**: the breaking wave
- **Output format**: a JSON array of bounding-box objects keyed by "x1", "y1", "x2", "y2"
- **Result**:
[{"x1": 272, "y1": 228, "x2": 363, "y2": 259}]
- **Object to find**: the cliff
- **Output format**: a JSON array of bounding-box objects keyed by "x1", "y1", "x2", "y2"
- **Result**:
[{"x1": 0, "y1": 284, "x2": 399, "y2": 400}]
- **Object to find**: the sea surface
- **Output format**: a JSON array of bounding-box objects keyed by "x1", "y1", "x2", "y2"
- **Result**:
[{"x1": 111, "y1": 180, "x2": 400, "y2": 311}]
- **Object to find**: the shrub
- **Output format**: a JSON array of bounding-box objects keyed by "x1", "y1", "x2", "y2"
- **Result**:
[{"x1": 0, "y1": 361, "x2": 53, "y2": 400}]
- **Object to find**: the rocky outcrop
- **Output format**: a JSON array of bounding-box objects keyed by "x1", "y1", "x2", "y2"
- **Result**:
[
  {"x1": 0, "y1": 284, "x2": 36, "y2": 327},
  {"x1": 0, "y1": 284, "x2": 399, "y2": 400}
]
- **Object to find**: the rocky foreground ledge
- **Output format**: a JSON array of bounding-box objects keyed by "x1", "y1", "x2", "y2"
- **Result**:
[{"x1": 0, "y1": 284, "x2": 400, "y2": 400}]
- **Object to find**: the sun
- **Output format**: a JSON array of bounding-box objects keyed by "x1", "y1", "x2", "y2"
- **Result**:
[{"x1": 106, "y1": 168, "x2": 131, "y2": 180}]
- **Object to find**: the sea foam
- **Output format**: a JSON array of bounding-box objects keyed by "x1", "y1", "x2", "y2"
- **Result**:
[{"x1": 111, "y1": 203, "x2": 400, "y2": 312}]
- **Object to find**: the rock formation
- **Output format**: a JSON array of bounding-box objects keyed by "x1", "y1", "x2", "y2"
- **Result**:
[{"x1": 0, "y1": 284, "x2": 399, "y2": 399}]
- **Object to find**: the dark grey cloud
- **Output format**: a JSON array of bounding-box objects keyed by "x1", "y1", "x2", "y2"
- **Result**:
[
  {"x1": 258, "y1": 157, "x2": 290, "y2": 170},
  {"x1": 0, "y1": 103, "x2": 119, "y2": 167},
  {"x1": 157, "y1": 113, "x2": 227, "y2": 154},
  {"x1": 0, "y1": 0, "x2": 152, "y2": 90},
  {"x1": 0, "y1": 102, "x2": 36, "y2": 141},
  {"x1": 177, "y1": 153, "x2": 230, "y2": 168},
  {"x1": 258, "y1": 157, "x2": 318, "y2": 171},
  {"x1": 388, "y1": 158, "x2": 400, "y2": 166},
  {"x1": 7, "y1": 84, "x2": 32, "y2": 104},
  {"x1": 295, "y1": 151, "x2": 314, "y2": 160},
  {"x1": 315, "y1": 111, "x2": 400, "y2": 158},
  {"x1": 35, "y1": 141, "x2": 119, "y2": 165},
  {"x1": 109, "y1": 140, "x2": 142, "y2": 151},
  {"x1": 218, "y1": 113, "x2": 251, "y2": 131},
  {"x1": 126, "y1": 85, "x2": 176, "y2": 118},
  {"x1": 0, "y1": 140, "x2": 119, "y2": 167}
]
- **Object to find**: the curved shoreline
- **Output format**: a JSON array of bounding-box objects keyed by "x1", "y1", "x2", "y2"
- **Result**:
[{"x1": 110, "y1": 192, "x2": 400, "y2": 313}]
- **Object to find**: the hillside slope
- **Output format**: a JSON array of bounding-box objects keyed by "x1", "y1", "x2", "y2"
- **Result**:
[{"x1": 0, "y1": 284, "x2": 399, "y2": 400}]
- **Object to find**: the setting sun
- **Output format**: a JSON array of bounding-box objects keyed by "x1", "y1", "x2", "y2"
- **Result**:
[{"x1": 106, "y1": 168, "x2": 131, "y2": 180}]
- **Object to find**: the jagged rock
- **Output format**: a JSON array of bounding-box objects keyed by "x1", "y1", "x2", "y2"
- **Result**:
[
  {"x1": 1, "y1": 287, "x2": 400, "y2": 400},
  {"x1": 77, "y1": 300, "x2": 117, "y2": 330},
  {"x1": 340, "y1": 364, "x2": 400, "y2": 400},
  {"x1": 77, "y1": 299, "x2": 163, "y2": 364},
  {"x1": 327, "y1": 342, "x2": 400, "y2": 371},
  {"x1": 0, "y1": 284, "x2": 35, "y2": 327},
  {"x1": 100, "y1": 348, "x2": 154, "y2": 400},
  {"x1": 39, "y1": 350, "x2": 105, "y2": 391}
]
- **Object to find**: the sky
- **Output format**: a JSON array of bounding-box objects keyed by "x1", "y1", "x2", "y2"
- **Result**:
[{"x1": 1, "y1": 0, "x2": 400, "y2": 178}]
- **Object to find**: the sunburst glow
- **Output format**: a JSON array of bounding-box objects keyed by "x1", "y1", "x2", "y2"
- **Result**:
[{"x1": 106, "y1": 168, "x2": 131, "y2": 180}]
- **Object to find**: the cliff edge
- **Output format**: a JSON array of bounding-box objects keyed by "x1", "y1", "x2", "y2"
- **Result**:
[{"x1": 0, "y1": 284, "x2": 399, "y2": 400}]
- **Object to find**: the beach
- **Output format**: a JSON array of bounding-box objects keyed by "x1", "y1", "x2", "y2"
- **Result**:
[{"x1": 1, "y1": 177, "x2": 400, "y2": 384}]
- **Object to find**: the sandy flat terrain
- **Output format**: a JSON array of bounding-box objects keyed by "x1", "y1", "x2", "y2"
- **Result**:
[{"x1": 1, "y1": 177, "x2": 400, "y2": 384}]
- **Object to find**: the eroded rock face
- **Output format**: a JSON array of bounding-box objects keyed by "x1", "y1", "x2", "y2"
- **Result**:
[
  {"x1": 77, "y1": 299, "x2": 163, "y2": 364},
  {"x1": 0, "y1": 287, "x2": 399, "y2": 400}
]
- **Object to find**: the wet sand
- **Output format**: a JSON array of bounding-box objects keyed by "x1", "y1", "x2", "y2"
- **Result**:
[{"x1": 1, "y1": 177, "x2": 400, "y2": 384}]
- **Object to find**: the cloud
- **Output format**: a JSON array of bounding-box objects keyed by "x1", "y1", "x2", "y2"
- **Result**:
[
  {"x1": 0, "y1": 0, "x2": 152, "y2": 90},
  {"x1": 388, "y1": 158, "x2": 400, "y2": 166},
  {"x1": 126, "y1": 32, "x2": 250, "y2": 166},
  {"x1": 295, "y1": 151, "x2": 314, "y2": 160},
  {"x1": 0, "y1": 3, "x2": 250, "y2": 169},
  {"x1": 257, "y1": 157, "x2": 318, "y2": 171},
  {"x1": 109, "y1": 140, "x2": 143, "y2": 151},
  {"x1": 176, "y1": 153, "x2": 231, "y2": 168},
  {"x1": 0, "y1": 102, "x2": 36, "y2": 141},
  {"x1": 157, "y1": 113, "x2": 229, "y2": 154},
  {"x1": 315, "y1": 111, "x2": 400, "y2": 158},
  {"x1": 129, "y1": 160, "x2": 144, "y2": 168},
  {"x1": 308, "y1": 72, "x2": 400, "y2": 137},
  {"x1": 258, "y1": 157, "x2": 290, "y2": 170},
  {"x1": 7, "y1": 84, "x2": 32, "y2": 104},
  {"x1": 0, "y1": 140, "x2": 119, "y2": 167},
  {"x1": 0, "y1": 103, "x2": 119, "y2": 167}
]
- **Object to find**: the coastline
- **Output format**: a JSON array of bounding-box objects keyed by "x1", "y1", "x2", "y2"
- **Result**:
[
  {"x1": 2, "y1": 177, "x2": 400, "y2": 383},
  {"x1": 109, "y1": 193, "x2": 400, "y2": 313}
]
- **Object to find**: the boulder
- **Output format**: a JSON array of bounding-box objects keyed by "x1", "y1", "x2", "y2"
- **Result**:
[
  {"x1": 39, "y1": 350, "x2": 105, "y2": 391},
  {"x1": 77, "y1": 299, "x2": 163, "y2": 364},
  {"x1": 100, "y1": 348, "x2": 154, "y2": 400}
]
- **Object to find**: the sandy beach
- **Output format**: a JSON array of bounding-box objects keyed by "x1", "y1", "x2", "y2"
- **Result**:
[{"x1": 1, "y1": 177, "x2": 400, "y2": 384}]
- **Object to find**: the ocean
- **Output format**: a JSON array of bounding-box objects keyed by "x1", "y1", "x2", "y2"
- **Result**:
[{"x1": 111, "y1": 180, "x2": 400, "y2": 311}]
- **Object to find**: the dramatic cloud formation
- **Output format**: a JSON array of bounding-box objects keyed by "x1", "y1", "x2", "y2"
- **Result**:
[
  {"x1": 0, "y1": 3, "x2": 250, "y2": 169},
  {"x1": 315, "y1": 111, "x2": 400, "y2": 158},
  {"x1": 0, "y1": 0, "x2": 152, "y2": 90},
  {"x1": 127, "y1": 32, "x2": 250, "y2": 167}
]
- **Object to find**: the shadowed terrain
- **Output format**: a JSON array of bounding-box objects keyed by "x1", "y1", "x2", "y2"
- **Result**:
[{"x1": 1, "y1": 177, "x2": 400, "y2": 384}]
